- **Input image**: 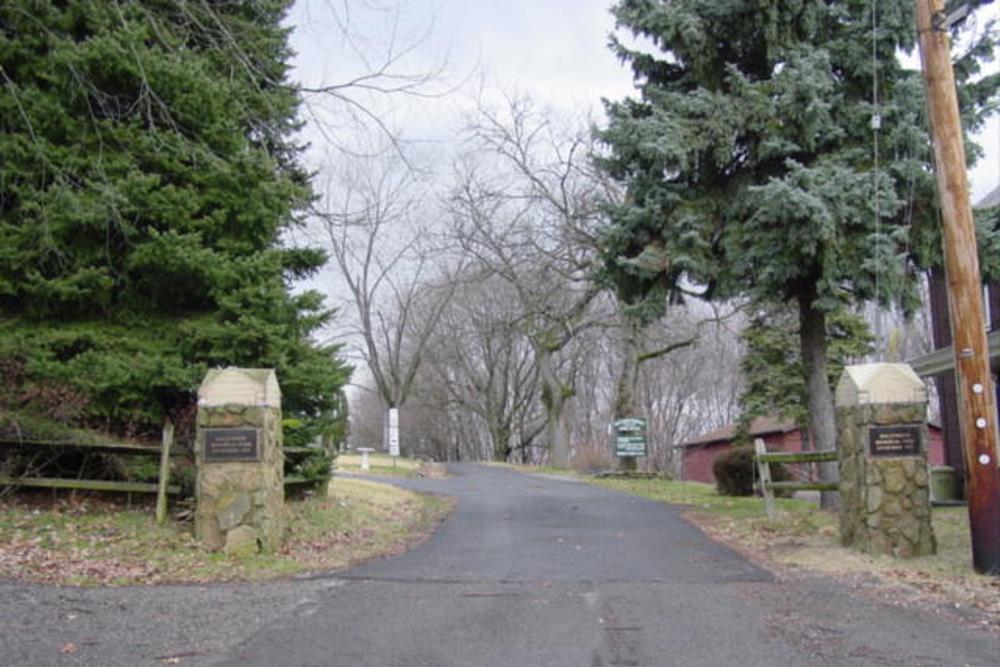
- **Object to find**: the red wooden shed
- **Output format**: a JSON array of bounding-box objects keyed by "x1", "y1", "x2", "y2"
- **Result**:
[{"x1": 677, "y1": 416, "x2": 945, "y2": 484}]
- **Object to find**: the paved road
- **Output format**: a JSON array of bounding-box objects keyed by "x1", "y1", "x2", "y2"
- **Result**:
[{"x1": 2, "y1": 464, "x2": 998, "y2": 666}]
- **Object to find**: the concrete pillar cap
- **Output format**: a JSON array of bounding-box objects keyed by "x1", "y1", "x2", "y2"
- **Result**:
[
  {"x1": 198, "y1": 368, "x2": 281, "y2": 408},
  {"x1": 835, "y1": 363, "x2": 927, "y2": 406}
]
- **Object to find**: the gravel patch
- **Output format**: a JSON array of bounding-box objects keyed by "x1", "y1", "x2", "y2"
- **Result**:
[{"x1": 0, "y1": 576, "x2": 340, "y2": 666}]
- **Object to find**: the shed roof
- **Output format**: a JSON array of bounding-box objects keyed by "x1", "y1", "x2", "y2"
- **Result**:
[
  {"x1": 679, "y1": 416, "x2": 797, "y2": 448},
  {"x1": 975, "y1": 184, "x2": 1000, "y2": 209}
]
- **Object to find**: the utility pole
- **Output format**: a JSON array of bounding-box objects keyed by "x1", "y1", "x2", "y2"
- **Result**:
[{"x1": 915, "y1": 0, "x2": 1000, "y2": 574}]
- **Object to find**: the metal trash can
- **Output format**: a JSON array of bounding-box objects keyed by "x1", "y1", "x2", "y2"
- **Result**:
[{"x1": 930, "y1": 465, "x2": 957, "y2": 502}]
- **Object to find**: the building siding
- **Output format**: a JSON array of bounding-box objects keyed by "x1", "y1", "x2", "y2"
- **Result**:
[
  {"x1": 681, "y1": 431, "x2": 801, "y2": 484},
  {"x1": 681, "y1": 425, "x2": 945, "y2": 484}
]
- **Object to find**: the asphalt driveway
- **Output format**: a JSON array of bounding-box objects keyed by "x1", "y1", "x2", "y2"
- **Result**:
[{"x1": 1, "y1": 464, "x2": 997, "y2": 666}]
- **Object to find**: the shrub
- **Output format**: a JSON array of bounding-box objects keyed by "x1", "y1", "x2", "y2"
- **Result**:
[
  {"x1": 572, "y1": 441, "x2": 614, "y2": 473},
  {"x1": 281, "y1": 418, "x2": 308, "y2": 448},
  {"x1": 282, "y1": 419, "x2": 335, "y2": 490},
  {"x1": 294, "y1": 451, "x2": 333, "y2": 483},
  {"x1": 712, "y1": 446, "x2": 791, "y2": 496},
  {"x1": 119, "y1": 454, "x2": 160, "y2": 482}
]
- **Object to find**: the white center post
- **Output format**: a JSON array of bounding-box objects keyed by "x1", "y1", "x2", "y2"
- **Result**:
[{"x1": 388, "y1": 407, "x2": 400, "y2": 466}]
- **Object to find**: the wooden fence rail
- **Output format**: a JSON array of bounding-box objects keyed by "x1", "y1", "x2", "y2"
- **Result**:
[
  {"x1": 0, "y1": 422, "x2": 179, "y2": 525},
  {"x1": 753, "y1": 438, "x2": 838, "y2": 518},
  {"x1": 1, "y1": 425, "x2": 329, "y2": 517}
]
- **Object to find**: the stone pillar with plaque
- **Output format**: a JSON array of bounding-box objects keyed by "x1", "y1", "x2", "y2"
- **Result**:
[
  {"x1": 835, "y1": 363, "x2": 935, "y2": 558},
  {"x1": 195, "y1": 368, "x2": 284, "y2": 555}
]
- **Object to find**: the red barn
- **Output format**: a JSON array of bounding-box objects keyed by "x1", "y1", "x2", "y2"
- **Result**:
[{"x1": 677, "y1": 416, "x2": 945, "y2": 484}]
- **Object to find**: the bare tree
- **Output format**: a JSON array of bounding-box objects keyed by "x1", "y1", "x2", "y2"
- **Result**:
[
  {"x1": 416, "y1": 271, "x2": 546, "y2": 462},
  {"x1": 448, "y1": 95, "x2": 613, "y2": 467},
  {"x1": 345, "y1": 381, "x2": 384, "y2": 450},
  {"x1": 635, "y1": 304, "x2": 745, "y2": 474},
  {"x1": 315, "y1": 155, "x2": 456, "y2": 455},
  {"x1": 548, "y1": 293, "x2": 744, "y2": 474},
  {"x1": 290, "y1": 0, "x2": 465, "y2": 161}
]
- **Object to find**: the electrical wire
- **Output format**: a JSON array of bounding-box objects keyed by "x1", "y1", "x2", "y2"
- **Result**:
[{"x1": 871, "y1": 0, "x2": 884, "y2": 356}]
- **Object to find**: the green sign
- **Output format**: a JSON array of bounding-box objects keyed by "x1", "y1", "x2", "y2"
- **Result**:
[{"x1": 614, "y1": 417, "x2": 647, "y2": 457}]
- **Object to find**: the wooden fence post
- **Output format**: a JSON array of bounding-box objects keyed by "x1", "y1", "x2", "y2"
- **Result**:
[
  {"x1": 754, "y1": 438, "x2": 774, "y2": 519},
  {"x1": 156, "y1": 421, "x2": 174, "y2": 525}
]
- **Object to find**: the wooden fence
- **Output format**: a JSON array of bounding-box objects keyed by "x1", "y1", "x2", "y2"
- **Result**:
[
  {"x1": 2, "y1": 425, "x2": 329, "y2": 512},
  {"x1": 753, "y1": 438, "x2": 837, "y2": 518},
  {"x1": 0, "y1": 422, "x2": 179, "y2": 524}
]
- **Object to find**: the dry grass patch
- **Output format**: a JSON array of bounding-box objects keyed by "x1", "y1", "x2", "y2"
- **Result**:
[
  {"x1": 591, "y1": 477, "x2": 1000, "y2": 626},
  {"x1": 337, "y1": 453, "x2": 447, "y2": 478},
  {"x1": 486, "y1": 462, "x2": 581, "y2": 477},
  {"x1": 0, "y1": 479, "x2": 452, "y2": 586}
]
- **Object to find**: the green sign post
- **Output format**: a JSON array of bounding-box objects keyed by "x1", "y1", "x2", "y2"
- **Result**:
[{"x1": 614, "y1": 417, "x2": 647, "y2": 457}]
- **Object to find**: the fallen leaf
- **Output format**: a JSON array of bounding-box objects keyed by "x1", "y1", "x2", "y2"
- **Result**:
[{"x1": 60, "y1": 643, "x2": 77, "y2": 654}]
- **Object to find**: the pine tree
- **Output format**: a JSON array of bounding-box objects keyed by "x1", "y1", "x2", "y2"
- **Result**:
[
  {"x1": 596, "y1": 1, "x2": 998, "y2": 503},
  {"x1": 737, "y1": 305, "x2": 874, "y2": 440},
  {"x1": 0, "y1": 1, "x2": 349, "y2": 442}
]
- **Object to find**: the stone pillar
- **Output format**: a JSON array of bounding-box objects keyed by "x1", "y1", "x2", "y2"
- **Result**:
[
  {"x1": 835, "y1": 363, "x2": 935, "y2": 558},
  {"x1": 195, "y1": 368, "x2": 284, "y2": 555}
]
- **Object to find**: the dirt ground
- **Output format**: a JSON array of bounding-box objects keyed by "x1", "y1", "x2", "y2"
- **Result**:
[{"x1": 688, "y1": 509, "x2": 1000, "y2": 636}]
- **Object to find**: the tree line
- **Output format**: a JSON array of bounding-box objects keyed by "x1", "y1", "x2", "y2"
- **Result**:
[
  {"x1": 0, "y1": 1, "x2": 360, "y2": 446},
  {"x1": 2, "y1": 2, "x2": 998, "y2": 477},
  {"x1": 331, "y1": 1, "x2": 1000, "y2": 483}
]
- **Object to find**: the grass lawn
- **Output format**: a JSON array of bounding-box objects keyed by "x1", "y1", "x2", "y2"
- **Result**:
[
  {"x1": 485, "y1": 462, "x2": 582, "y2": 477},
  {"x1": 590, "y1": 476, "x2": 1000, "y2": 619},
  {"x1": 0, "y1": 478, "x2": 452, "y2": 586},
  {"x1": 337, "y1": 452, "x2": 446, "y2": 478}
]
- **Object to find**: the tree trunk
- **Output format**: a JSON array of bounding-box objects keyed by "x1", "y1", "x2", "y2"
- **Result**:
[
  {"x1": 491, "y1": 423, "x2": 512, "y2": 462},
  {"x1": 614, "y1": 319, "x2": 641, "y2": 472},
  {"x1": 539, "y1": 348, "x2": 571, "y2": 469},
  {"x1": 614, "y1": 317, "x2": 644, "y2": 415},
  {"x1": 798, "y1": 287, "x2": 839, "y2": 510}
]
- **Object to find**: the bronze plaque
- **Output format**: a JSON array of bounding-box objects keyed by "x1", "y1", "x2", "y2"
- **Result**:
[
  {"x1": 868, "y1": 425, "x2": 921, "y2": 457},
  {"x1": 204, "y1": 428, "x2": 259, "y2": 462}
]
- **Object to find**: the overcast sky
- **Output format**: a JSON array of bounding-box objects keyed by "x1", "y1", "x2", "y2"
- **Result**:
[
  {"x1": 284, "y1": 0, "x2": 639, "y2": 361},
  {"x1": 285, "y1": 0, "x2": 636, "y2": 192},
  {"x1": 287, "y1": 0, "x2": 999, "y2": 200},
  {"x1": 284, "y1": 1, "x2": 999, "y2": 390}
]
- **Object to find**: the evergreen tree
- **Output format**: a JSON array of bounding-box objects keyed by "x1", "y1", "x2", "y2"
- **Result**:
[
  {"x1": 596, "y1": 1, "x2": 998, "y2": 502},
  {"x1": 0, "y1": 1, "x2": 349, "y2": 442},
  {"x1": 737, "y1": 305, "x2": 874, "y2": 440}
]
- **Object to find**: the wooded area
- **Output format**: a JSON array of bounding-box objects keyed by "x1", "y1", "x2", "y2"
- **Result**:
[
  {"x1": 0, "y1": 1, "x2": 348, "y2": 458},
  {"x1": 1, "y1": 1, "x2": 999, "y2": 482},
  {"x1": 338, "y1": 1, "x2": 1000, "y2": 480}
]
